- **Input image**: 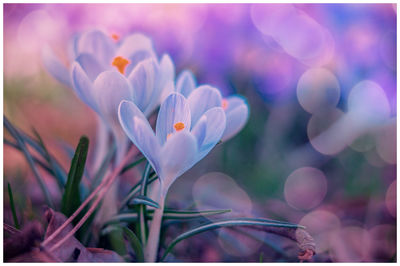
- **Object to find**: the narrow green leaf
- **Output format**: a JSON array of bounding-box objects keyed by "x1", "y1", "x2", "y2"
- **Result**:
[
  {"x1": 259, "y1": 251, "x2": 264, "y2": 262},
  {"x1": 130, "y1": 195, "x2": 160, "y2": 209},
  {"x1": 137, "y1": 163, "x2": 151, "y2": 245},
  {"x1": 119, "y1": 172, "x2": 158, "y2": 211},
  {"x1": 61, "y1": 136, "x2": 89, "y2": 217},
  {"x1": 123, "y1": 227, "x2": 144, "y2": 262},
  {"x1": 120, "y1": 157, "x2": 146, "y2": 175},
  {"x1": 105, "y1": 209, "x2": 232, "y2": 225},
  {"x1": 161, "y1": 218, "x2": 303, "y2": 261},
  {"x1": 32, "y1": 128, "x2": 67, "y2": 189},
  {"x1": 7, "y1": 183, "x2": 20, "y2": 229},
  {"x1": 4, "y1": 116, "x2": 54, "y2": 208}
]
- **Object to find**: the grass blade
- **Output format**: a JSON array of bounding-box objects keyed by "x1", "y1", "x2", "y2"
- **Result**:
[
  {"x1": 7, "y1": 183, "x2": 20, "y2": 229},
  {"x1": 119, "y1": 172, "x2": 157, "y2": 211},
  {"x1": 161, "y1": 218, "x2": 303, "y2": 261},
  {"x1": 31, "y1": 128, "x2": 67, "y2": 189},
  {"x1": 105, "y1": 209, "x2": 232, "y2": 225},
  {"x1": 120, "y1": 157, "x2": 146, "y2": 175},
  {"x1": 137, "y1": 163, "x2": 151, "y2": 245},
  {"x1": 61, "y1": 136, "x2": 89, "y2": 217},
  {"x1": 129, "y1": 196, "x2": 159, "y2": 209},
  {"x1": 4, "y1": 116, "x2": 54, "y2": 208},
  {"x1": 123, "y1": 227, "x2": 145, "y2": 262}
]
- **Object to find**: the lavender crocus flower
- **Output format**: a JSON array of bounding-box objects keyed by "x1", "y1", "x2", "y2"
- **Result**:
[
  {"x1": 43, "y1": 29, "x2": 174, "y2": 163},
  {"x1": 118, "y1": 91, "x2": 226, "y2": 192},
  {"x1": 176, "y1": 70, "x2": 249, "y2": 141}
]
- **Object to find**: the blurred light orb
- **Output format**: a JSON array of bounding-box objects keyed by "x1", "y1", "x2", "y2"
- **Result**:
[
  {"x1": 385, "y1": 180, "x2": 396, "y2": 218},
  {"x1": 192, "y1": 172, "x2": 253, "y2": 218},
  {"x1": 297, "y1": 68, "x2": 341, "y2": 114},
  {"x1": 329, "y1": 226, "x2": 372, "y2": 262},
  {"x1": 284, "y1": 167, "x2": 327, "y2": 210},
  {"x1": 250, "y1": 4, "x2": 296, "y2": 36},
  {"x1": 347, "y1": 80, "x2": 391, "y2": 127},
  {"x1": 307, "y1": 108, "x2": 348, "y2": 155},
  {"x1": 376, "y1": 119, "x2": 396, "y2": 164},
  {"x1": 217, "y1": 228, "x2": 264, "y2": 257},
  {"x1": 368, "y1": 224, "x2": 396, "y2": 261},
  {"x1": 364, "y1": 149, "x2": 386, "y2": 168},
  {"x1": 298, "y1": 210, "x2": 341, "y2": 253}
]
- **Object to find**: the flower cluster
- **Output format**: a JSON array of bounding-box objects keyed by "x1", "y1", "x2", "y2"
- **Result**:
[{"x1": 43, "y1": 29, "x2": 249, "y2": 192}]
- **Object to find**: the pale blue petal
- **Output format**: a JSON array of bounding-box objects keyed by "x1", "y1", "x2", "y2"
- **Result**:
[
  {"x1": 191, "y1": 115, "x2": 207, "y2": 148},
  {"x1": 116, "y1": 33, "x2": 156, "y2": 59},
  {"x1": 124, "y1": 50, "x2": 154, "y2": 77},
  {"x1": 198, "y1": 107, "x2": 226, "y2": 159},
  {"x1": 118, "y1": 100, "x2": 161, "y2": 173},
  {"x1": 187, "y1": 85, "x2": 222, "y2": 127},
  {"x1": 71, "y1": 62, "x2": 98, "y2": 112},
  {"x1": 156, "y1": 93, "x2": 191, "y2": 145},
  {"x1": 221, "y1": 96, "x2": 249, "y2": 141},
  {"x1": 75, "y1": 53, "x2": 107, "y2": 81},
  {"x1": 160, "y1": 131, "x2": 198, "y2": 185},
  {"x1": 77, "y1": 30, "x2": 116, "y2": 66},
  {"x1": 127, "y1": 58, "x2": 158, "y2": 112},
  {"x1": 159, "y1": 54, "x2": 175, "y2": 87},
  {"x1": 176, "y1": 70, "x2": 196, "y2": 98},
  {"x1": 93, "y1": 71, "x2": 134, "y2": 130},
  {"x1": 68, "y1": 33, "x2": 80, "y2": 61},
  {"x1": 42, "y1": 45, "x2": 71, "y2": 87}
]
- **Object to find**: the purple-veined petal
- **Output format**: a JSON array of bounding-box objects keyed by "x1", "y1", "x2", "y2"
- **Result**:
[
  {"x1": 160, "y1": 131, "x2": 198, "y2": 186},
  {"x1": 191, "y1": 115, "x2": 207, "y2": 148},
  {"x1": 93, "y1": 70, "x2": 134, "y2": 130},
  {"x1": 176, "y1": 70, "x2": 196, "y2": 98},
  {"x1": 187, "y1": 85, "x2": 222, "y2": 127},
  {"x1": 156, "y1": 93, "x2": 191, "y2": 145},
  {"x1": 71, "y1": 62, "x2": 98, "y2": 112},
  {"x1": 127, "y1": 58, "x2": 158, "y2": 113},
  {"x1": 77, "y1": 29, "x2": 116, "y2": 66},
  {"x1": 42, "y1": 45, "x2": 71, "y2": 87},
  {"x1": 75, "y1": 53, "x2": 107, "y2": 81},
  {"x1": 118, "y1": 100, "x2": 161, "y2": 173},
  {"x1": 221, "y1": 96, "x2": 249, "y2": 141},
  {"x1": 198, "y1": 107, "x2": 226, "y2": 159}
]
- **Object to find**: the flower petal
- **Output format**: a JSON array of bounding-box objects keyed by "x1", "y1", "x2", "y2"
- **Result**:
[
  {"x1": 176, "y1": 70, "x2": 196, "y2": 98},
  {"x1": 191, "y1": 115, "x2": 207, "y2": 148},
  {"x1": 124, "y1": 50, "x2": 154, "y2": 77},
  {"x1": 93, "y1": 71, "x2": 134, "y2": 129},
  {"x1": 160, "y1": 131, "x2": 198, "y2": 185},
  {"x1": 77, "y1": 30, "x2": 116, "y2": 66},
  {"x1": 187, "y1": 85, "x2": 222, "y2": 127},
  {"x1": 71, "y1": 62, "x2": 98, "y2": 112},
  {"x1": 118, "y1": 100, "x2": 161, "y2": 173},
  {"x1": 75, "y1": 53, "x2": 106, "y2": 81},
  {"x1": 221, "y1": 96, "x2": 249, "y2": 141},
  {"x1": 42, "y1": 45, "x2": 71, "y2": 87},
  {"x1": 127, "y1": 58, "x2": 158, "y2": 113},
  {"x1": 198, "y1": 107, "x2": 226, "y2": 159},
  {"x1": 116, "y1": 33, "x2": 156, "y2": 59},
  {"x1": 156, "y1": 93, "x2": 191, "y2": 145},
  {"x1": 159, "y1": 54, "x2": 175, "y2": 87}
]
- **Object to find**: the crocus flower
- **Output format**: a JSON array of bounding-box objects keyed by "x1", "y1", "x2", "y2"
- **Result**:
[
  {"x1": 43, "y1": 29, "x2": 175, "y2": 163},
  {"x1": 118, "y1": 91, "x2": 226, "y2": 192},
  {"x1": 175, "y1": 70, "x2": 249, "y2": 141}
]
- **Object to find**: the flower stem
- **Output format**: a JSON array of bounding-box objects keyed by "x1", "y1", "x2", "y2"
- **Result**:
[{"x1": 144, "y1": 192, "x2": 166, "y2": 262}]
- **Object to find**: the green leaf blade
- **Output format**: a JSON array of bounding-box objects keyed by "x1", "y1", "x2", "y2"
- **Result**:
[
  {"x1": 7, "y1": 183, "x2": 20, "y2": 229},
  {"x1": 61, "y1": 136, "x2": 89, "y2": 217}
]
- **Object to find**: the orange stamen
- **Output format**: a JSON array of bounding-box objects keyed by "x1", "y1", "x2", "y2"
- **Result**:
[
  {"x1": 174, "y1": 122, "x2": 185, "y2": 131},
  {"x1": 222, "y1": 99, "x2": 229, "y2": 110},
  {"x1": 112, "y1": 56, "x2": 130, "y2": 74},
  {"x1": 111, "y1": 33, "x2": 120, "y2": 41}
]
